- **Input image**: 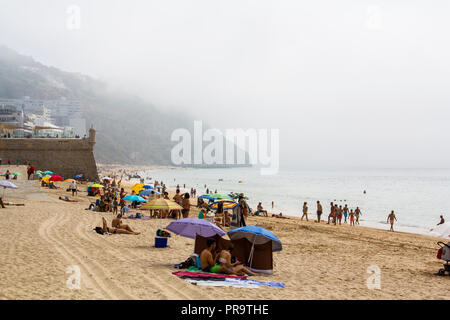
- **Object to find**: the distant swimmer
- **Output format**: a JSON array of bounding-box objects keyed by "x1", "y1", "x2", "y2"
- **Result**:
[
  {"x1": 387, "y1": 210, "x2": 397, "y2": 231},
  {"x1": 363, "y1": 190, "x2": 366, "y2": 194},
  {"x1": 437, "y1": 215, "x2": 445, "y2": 225},
  {"x1": 271, "y1": 201, "x2": 274, "y2": 209}
]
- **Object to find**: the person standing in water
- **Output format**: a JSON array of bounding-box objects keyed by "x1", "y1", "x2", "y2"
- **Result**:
[
  {"x1": 437, "y1": 215, "x2": 445, "y2": 225},
  {"x1": 301, "y1": 202, "x2": 308, "y2": 221},
  {"x1": 387, "y1": 210, "x2": 397, "y2": 231}
]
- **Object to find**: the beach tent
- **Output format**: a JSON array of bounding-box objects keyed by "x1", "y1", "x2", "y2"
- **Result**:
[{"x1": 194, "y1": 234, "x2": 275, "y2": 274}]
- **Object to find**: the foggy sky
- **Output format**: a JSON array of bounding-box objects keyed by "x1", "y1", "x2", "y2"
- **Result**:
[{"x1": 0, "y1": 0, "x2": 449, "y2": 169}]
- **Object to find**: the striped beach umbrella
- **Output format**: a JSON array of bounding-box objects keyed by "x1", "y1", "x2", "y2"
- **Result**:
[{"x1": 141, "y1": 198, "x2": 182, "y2": 211}]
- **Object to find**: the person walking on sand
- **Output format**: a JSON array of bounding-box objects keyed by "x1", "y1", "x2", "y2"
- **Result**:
[
  {"x1": 70, "y1": 180, "x2": 77, "y2": 196},
  {"x1": 387, "y1": 210, "x2": 397, "y2": 231},
  {"x1": 316, "y1": 201, "x2": 323, "y2": 222},
  {"x1": 301, "y1": 202, "x2": 308, "y2": 221},
  {"x1": 355, "y1": 207, "x2": 361, "y2": 225}
]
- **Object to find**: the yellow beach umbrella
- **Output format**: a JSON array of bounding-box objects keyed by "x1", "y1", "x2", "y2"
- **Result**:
[
  {"x1": 141, "y1": 198, "x2": 183, "y2": 211},
  {"x1": 41, "y1": 176, "x2": 50, "y2": 183},
  {"x1": 90, "y1": 184, "x2": 104, "y2": 188},
  {"x1": 64, "y1": 179, "x2": 76, "y2": 183},
  {"x1": 131, "y1": 183, "x2": 145, "y2": 194}
]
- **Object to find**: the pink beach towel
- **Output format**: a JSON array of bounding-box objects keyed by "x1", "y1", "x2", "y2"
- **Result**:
[{"x1": 172, "y1": 271, "x2": 247, "y2": 280}]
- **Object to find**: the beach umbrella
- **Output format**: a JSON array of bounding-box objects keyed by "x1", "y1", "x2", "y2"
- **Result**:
[
  {"x1": 140, "y1": 198, "x2": 183, "y2": 211},
  {"x1": 199, "y1": 193, "x2": 231, "y2": 200},
  {"x1": 131, "y1": 183, "x2": 145, "y2": 194},
  {"x1": 12, "y1": 172, "x2": 20, "y2": 176},
  {"x1": 0, "y1": 180, "x2": 18, "y2": 198},
  {"x1": 44, "y1": 171, "x2": 53, "y2": 175},
  {"x1": 41, "y1": 176, "x2": 51, "y2": 183},
  {"x1": 64, "y1": 179, "x2": 77, "y2": 183},
  {"x1": 89, "y1": 184, "x2": 104, "y2": 188},
  {"x1": 0, "y1": 181, "x2": 18, "y2": 189},
  {"x1": 143, "y1": 185, "x2": 154, "y2": 190},
  {"x1": 122, "y1": 195, "x2": 147, "y2": 202},
  {"x1": 74, "y1": 174, "x2": 83, "y2": 178},
  {"x1": 227, "y1": 225, "x2": 282, "y2": 252},
  {"x1": 36, "y1": 170, "x2": 42, "y2": 173},
  {"x1": 139, "y1": 189, "x2": 161, "y2": 196},
  {"x1": 49, "y1": 175, "x2": 63, "y2": 182},
  {"x1": 166, "y1": 218, "x2": 225, "y2": 239},
  {"x1": 209, "y1": 200, "x2": 238, "y2": 210},
  {"x1": 101, "y1": 176, "x2": 112, "y2": 180}
]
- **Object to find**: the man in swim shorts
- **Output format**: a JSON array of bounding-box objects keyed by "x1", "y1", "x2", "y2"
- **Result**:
[
  {"x1": 200, "y1": 238, "x2": 219, "y2": 273},
  {"x1": 316, "y1": 201, "x2": 322, "y2": 223}
]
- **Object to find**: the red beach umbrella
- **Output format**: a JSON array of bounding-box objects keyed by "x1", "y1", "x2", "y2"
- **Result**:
[{"x1": 49, "y1": 175, "x2": 63, "y2": 182}]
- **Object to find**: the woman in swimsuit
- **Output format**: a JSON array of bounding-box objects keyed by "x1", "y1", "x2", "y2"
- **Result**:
[
  {"x1": 101, "y1": 217, "x2": 139, "y2": 235},
  {"x1": 111, "y1": 214, "x2": 139, "y2": 234},
  {"x1": 217, "y1": 244, "x2": 255, "y2": 276}
]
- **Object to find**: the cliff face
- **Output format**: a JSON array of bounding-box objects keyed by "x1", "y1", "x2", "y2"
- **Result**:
[{"x1": 0, "y1": 46, "x2": 191, "y2": 165}]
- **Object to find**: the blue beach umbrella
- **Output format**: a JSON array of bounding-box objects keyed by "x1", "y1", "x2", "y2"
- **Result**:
[
  {"x1": 44, "y1": 171, "x2": 53, "y2": 175},
  {"x1": 122, "y1": 195, "x2": 147, "y2": 202},
  {"x1": 143, "y1": 185, "x2": 154, "y2": 190},
  {"x1": 74, "y1": 174, "x2": 83, "y2": 178},
  {"x1": 228, "y1": 225, "x2": 282, "y2": 252},
  {"x1": 139, "y1": 189, "x2": 161, "y2": 196}
]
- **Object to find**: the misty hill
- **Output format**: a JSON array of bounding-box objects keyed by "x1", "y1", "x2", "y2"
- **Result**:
[{"x1": 0, "y1": 46, "x2": 204, "y2": 165}]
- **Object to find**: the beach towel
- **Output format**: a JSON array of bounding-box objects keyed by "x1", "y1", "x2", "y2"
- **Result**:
[
  {"x1": 185, "y1": 279, "x2": 259, "y2": 288},
  {"x1": 224, "y1": 278, "x2": 285, "y2": 288},
  {"x1": 172, "y1": 271, "x2": 247, "y2": 280}
]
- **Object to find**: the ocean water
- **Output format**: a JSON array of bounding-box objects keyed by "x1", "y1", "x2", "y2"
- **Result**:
[{"x1": 135, "y1": 167, "x2": 450, "y2": 236}]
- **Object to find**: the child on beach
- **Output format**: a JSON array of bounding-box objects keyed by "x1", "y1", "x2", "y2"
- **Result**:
[
  {"x1": 327, "y1": 202, "x2": 335, "y2": 224},
  {"x1": 349, "y1": 209, "x2": 355, "y2": 226}
]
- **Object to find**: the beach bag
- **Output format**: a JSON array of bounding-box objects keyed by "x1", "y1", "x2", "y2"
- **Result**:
[{"x1": 94, "y1": 227, "x2": 104, "y2": 235}]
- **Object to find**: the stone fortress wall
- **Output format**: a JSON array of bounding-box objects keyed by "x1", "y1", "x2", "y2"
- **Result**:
[{"x1": 0, "y1": 126, "x2": 98, "y2": 180}]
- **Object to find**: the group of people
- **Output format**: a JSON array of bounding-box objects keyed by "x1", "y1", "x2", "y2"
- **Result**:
[{"x1": 300, "y1": 201, "x2": 364, "y2": 227}]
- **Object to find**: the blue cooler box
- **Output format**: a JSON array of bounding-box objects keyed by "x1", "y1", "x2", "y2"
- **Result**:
[{"x1": 155, "y1": 236, "x2": 168, "y2": 248}]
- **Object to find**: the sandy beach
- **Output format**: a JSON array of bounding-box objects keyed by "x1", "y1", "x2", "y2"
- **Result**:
[{"x1": 0, "y1": 165, "x2": 448, "y2": 300}]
